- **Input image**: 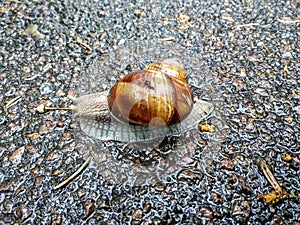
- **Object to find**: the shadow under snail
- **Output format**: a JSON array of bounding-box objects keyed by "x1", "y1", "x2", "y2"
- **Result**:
[{"x1": 68, "y1": 58, "x2": 214, "y2": 142}]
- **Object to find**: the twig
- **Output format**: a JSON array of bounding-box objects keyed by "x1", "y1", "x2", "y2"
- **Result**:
[
  {"x1": 160, "y1": 36, "x2": 176, "y2": 41},
  {"x1": 5, "y1": 96, "x2": 22, "y2": 108},
  {"x1": 54, "y1": 156, "x2": 91, "y2": 190},
  {"x1": 277, "y1": 19, "x2": 300, "y2": 24},
  {"x1": 260, "y1": 161, "x2": 282, "y2": 196},
  {"x1": 235, "y1": 22, "x2": 260, "y2": 29}
]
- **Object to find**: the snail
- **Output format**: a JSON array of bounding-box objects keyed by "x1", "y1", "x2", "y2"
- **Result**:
[{"x1": 68, "y1": 58, "x2": 214, "y2": 142}]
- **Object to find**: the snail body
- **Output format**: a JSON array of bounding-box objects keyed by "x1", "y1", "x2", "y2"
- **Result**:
[{"x1": 69, "y1": 59, "x2": 213, "y2": 142}]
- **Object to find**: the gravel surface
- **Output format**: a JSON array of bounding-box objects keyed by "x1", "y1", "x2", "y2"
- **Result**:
[{"x1": 0, "y1": 0, "x2": 299, "y2": 224}]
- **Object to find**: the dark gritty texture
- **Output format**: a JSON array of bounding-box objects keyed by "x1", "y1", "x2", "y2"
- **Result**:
[{"x1": 0, "y1": 0, "x2": 299, "y2": 224}]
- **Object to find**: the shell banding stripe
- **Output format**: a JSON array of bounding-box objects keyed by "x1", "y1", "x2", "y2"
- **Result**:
[
  {"x1": 146, "y1": 62, "x2": 188, "y2": 83},
  {"x1": 107, "y1": 67, "x2": 193, "y2": 127}
]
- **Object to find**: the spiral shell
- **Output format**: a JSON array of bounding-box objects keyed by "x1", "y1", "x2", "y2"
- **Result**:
[{"x1": 108, "y1": 60, "x2": 193, "y2": 127}]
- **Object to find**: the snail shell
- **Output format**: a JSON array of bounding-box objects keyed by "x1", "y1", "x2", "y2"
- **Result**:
[{"x1": 69, "y1": 58, "x2": 213, "y2": 142}]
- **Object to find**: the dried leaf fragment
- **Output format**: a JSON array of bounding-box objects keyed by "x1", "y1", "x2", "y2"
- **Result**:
[
  {"x1": 177, "y1": 13, "x2": 190, "y2": 23},
  {"x1": 20, "y1": 24, "x2": 45, "y2": 40},
  {"x1": 282, "y1": 154, "x2": 292, "y2": 162},
  {"x1": 0, "y1": 6, "x2": 12, "y2": 13},
  {"x1": 261, "y1": 190, "x2": 280, "y2": 203},
  {"x1": 199, "y1": 121, "x2": 215, "y2": 133},
  {"x1": 162, "y1": 17, "x2": 169, "y2": 25},
  {"x1": 204, "y1": 33, "x2": 214, "y2": 39},
  {"x1": 25, "y1": 133, "x2": 39, "y2": 139},
  {"x1": 283, "y1": 64, "x2": 289, "y2": 75}
]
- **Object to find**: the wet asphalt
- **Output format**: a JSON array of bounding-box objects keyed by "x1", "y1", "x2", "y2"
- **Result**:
[{"x1": 0, "y1": 0, "x2": 299, "y2": 224}]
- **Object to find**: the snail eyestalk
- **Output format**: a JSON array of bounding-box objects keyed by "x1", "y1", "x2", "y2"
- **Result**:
[{"x1": 36, "y1": 104, "x2": 72, "y2": 113}]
